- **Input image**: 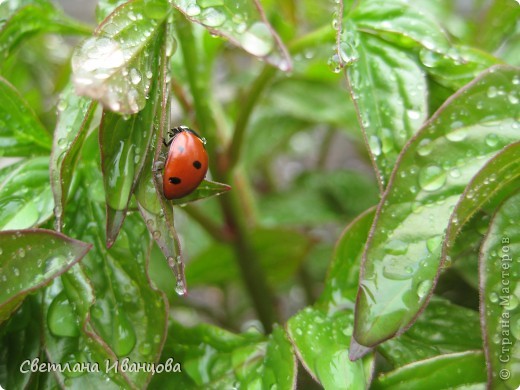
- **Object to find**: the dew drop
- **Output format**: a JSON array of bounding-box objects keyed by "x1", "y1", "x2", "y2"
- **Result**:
[
  {"x1": 383, "y1": 265, "x2": 414, "y2": 280},
  {"x1": 487, "y1": 86, "x2": 497, "y2": 98},
  {"x1": 200, "y1": 7, "x2": 225, "y2": 27},
  {"x1": 186, "y1": 3, "x2": 201, "y2": 16},
  {"x1": 416, "y1": 280, "x2": 432, "y2": 298},
  {"x1": 416, "y1": 138, "x2": 433, "y2": 156},
  {"x1": 485, "y1": 133, "x2": 499, "y2": 147},
  {"x1": 240, "y1": 22, "x2": 274, "y2": 57},
  {"x1": 130, "y1": 68, "x2": 142, "y2": 85},
  {"x1": 418, "y1": 165, "x2": 446, "y2": 192},
  {"x1": 368, "y1": 135, "x2": 382, "y2": 156}
]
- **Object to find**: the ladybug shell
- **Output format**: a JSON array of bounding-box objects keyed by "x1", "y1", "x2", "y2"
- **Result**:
[{"x1": 162, "y1": 130, "x2": 209, "y2": 199}]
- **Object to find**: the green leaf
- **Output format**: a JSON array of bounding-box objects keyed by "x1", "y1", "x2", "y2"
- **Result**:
[
  {"x1": 187, "y1": 227, "x2": 313, "y2": 287},
  {"x1": 0, "y1": 76, "x2": 51, "y2": 156},
  {"x1": 268, "y1": 78, "x2": 358, "y2": 126},
  {"x1": 475, "y1": 0, "x2": 520, "y2": 53},
  {"x1": 0, "y1": 157, "x2": 53, "y2": 230},
  {"x1": 344, "y1": 32, "x2": 427, "y2": 185},
  {"x1": 352, "y1": 66, "x2": 520, "y2": 348},
  {"x1": 0, "y1": 229, "x2": 91, "y2": 322},
  {"x1": 259, "y1": 171, "x2": 378, "y2": 226},
  {"x1": 319, "y1": 208, "x2": 376, "y2": 311},
  {"x1": 152, "y1": 321, "x2": 295, "y2": 388},
  {"x1": 50, "y1": 83, "x2": 96, "y2": 231},
  {"x1": 0, "y1": 298, "x2": 41, "y2": 389},
  {"x1": 378, "y1": 297, "x2": 482, "y2": 367},
  {"x1": 57, "y1": 162, "x2": 169, "y2": 388},
  {"x1": 173, "y1": 0, "x2": 291, "y2": 71},
  {"x1": 480, "y1": 190, "x2": 520, "y2": 389},
  {"x1": 287, "y1": 307, "x2": 374, "y2": 389},
  {"x1": 170, "y1": 179, "x2": 231, "y2": 205},
  {"x1": 420, "y1": 45, "x2": 500, "y2": 91},
  {"x1": 372, "y1": 351, "x2": 486, "y2": 389},
  {"x1": 0, "y1": 1, "x2": 91, "y2": 59},
  {"x1": 351, "y1": 0, "x2": 451, "y2": 53},
  {"x1": 72, "y1": 0, "x2": 172, "y2": 114}
]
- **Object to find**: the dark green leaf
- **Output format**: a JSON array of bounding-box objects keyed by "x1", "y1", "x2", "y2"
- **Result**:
[
  {"x1": 378, "y1": 297, "x2": 482, "y2": 367},
  {"x1": 50, "y1": 83, "x2": 96, "y2": 231},
  {"x1": 352, "y1": 66, "x2": 520, "y2": 348},
  {"x1": 0, "y1": 157, "x2": 53, "y2": 230},
  {"x1": 152, "y1": 321, "x2": 294, "y2": 388},
  {"x1": 480, "y1": 190, "x2": 520, "y2": 389},
  {"x1": 0, "y1": 229, "x2": 91, "y2": 322},
  {"x1": 372, "y1": 351, "x2": 486, "y2": 389},
  {"x1": 72, "y1": 0, "x2": 171, "y2": 114},
  {"x1": 344, "y1": 33, "x2": 427, "y2": 185},
  {"x1": 0, "y1": 1, "x2": 91, "y2": 59},
  {"x1": 173, "y1": 0, "x2": 291, "y2": 71},
  {"x1": 0, "y1": 76, "x2": 51, "y2": 157},
  {"x1": 0, "y1": 298, "x2": 41, "y2": 389},
  {"x1": 287, "y1": 306, "x2": 374, "y2": 389}
]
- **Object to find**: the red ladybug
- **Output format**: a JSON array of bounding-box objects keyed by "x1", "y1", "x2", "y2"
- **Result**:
[{"x1": 162, "y1": 126, "x2": 209, "y2": 199}]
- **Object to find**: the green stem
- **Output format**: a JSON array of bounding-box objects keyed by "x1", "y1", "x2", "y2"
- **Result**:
[{"x1": 175, "y1": 12, "x2": 277, "y2": 331}]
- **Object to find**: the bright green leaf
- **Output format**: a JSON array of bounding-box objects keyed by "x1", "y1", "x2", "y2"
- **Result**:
[
  {"x1": 50, "y1": 83, "x2": 96, "y2": 231},
  {"x1": 379, "y1": 297, "x2": 482, "y2": 367},
  {"x1": 351, "y1": 0, "x2": 451, "y2": 53},
  {"x1": 319, "y1": 208, "x2": 376, "y2": 311},
  {"x1": 0, "y1": 157, "x2": 53, "y2": 230},
  {"x1": 170, "y1": 179, "x2": 231, "y2": 205},
  {"x1": 287, "y1": 307, "x2": 374, "y2": 389},
  {"x1": 372, "y1": 351, "x2": 486, "y2": 389},
  {"x1": 0, "y1": 229, "x2": 91, "y2": 322},
  {"x1": 72, "y1": 0, "x2": 172, "y2": 114},
  {"x1": 352, "y1": 66, "x2": 520, "y2": 348},
  {"x1": 173, "y1": 0, "x2": 291, "y2": 71},
  {"x1": 0, "y1": 76, "x2": 51, "y2": 156},
  {"x1": 344, "y1": 32, "x2": 427, "y2": 185},
  {"x1": 480, "y1": 190, "x2": 520, "y2": 389}
]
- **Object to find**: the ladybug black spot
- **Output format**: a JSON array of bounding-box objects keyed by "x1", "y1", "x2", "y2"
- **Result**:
[
  {"x1": 193, "y1": 160, "x2": 202, "y2": 169},
  {"x1": 169, "y1": 177, "x2": 181, "y2": 184}
]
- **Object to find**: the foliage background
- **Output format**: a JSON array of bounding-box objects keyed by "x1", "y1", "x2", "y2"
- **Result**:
[{"x1": 0, "y1": 0, "x2": 519, "y2": 389}]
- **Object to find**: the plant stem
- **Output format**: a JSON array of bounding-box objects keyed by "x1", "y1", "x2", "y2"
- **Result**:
[
  {"x1": 181, "y1": 204, "x2": 233, "y2": 243},
  {"x1": 226, "y1": 23, "x2": 336, "y2": 171},
  {"x1": 175, "y1": 12, "x2": 277, "y2": 331}
]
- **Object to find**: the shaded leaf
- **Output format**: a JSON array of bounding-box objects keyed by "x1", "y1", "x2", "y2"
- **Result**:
[
  {"x1": 475, "y1": 0, "x2": 520, "y2": 53},
  {"x1": 0, "y1": 229, "x2": 91, "y2": 322},
  {"x1": 287, "y1": 306, "x2": 374, "y2": 389},
  {"x1": 173, "y1": 0, "x2": 291, "y2": 71},
  {"x1": 151, "y1": 321, "x2": 295, "y2": 388},
  {"x1": 72, "y1": 0, "x2": 171, "y2": 114},
  {"x1": 50, "y1": 83, "x2": 96, "y2": 231},
  {"x1": 0, "y1": 76, "x2": 51, "y2": 157},
  {"x1": 372, "y1": 351, "x2": 486, "y2": 389},
  {"x1": 0, "y1": 157, "x2": 53, "y2": 230},
  {"x1": 480, "y1": 190, "x2": 520, "y2": 389},
  {"x1": 352, "y1": 66, "x2": 520, "y2": 348}
]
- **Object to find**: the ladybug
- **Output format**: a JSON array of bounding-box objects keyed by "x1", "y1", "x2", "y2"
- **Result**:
[{"x1": 162, "y1": 126, "x2": 209, "y2": 199}]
